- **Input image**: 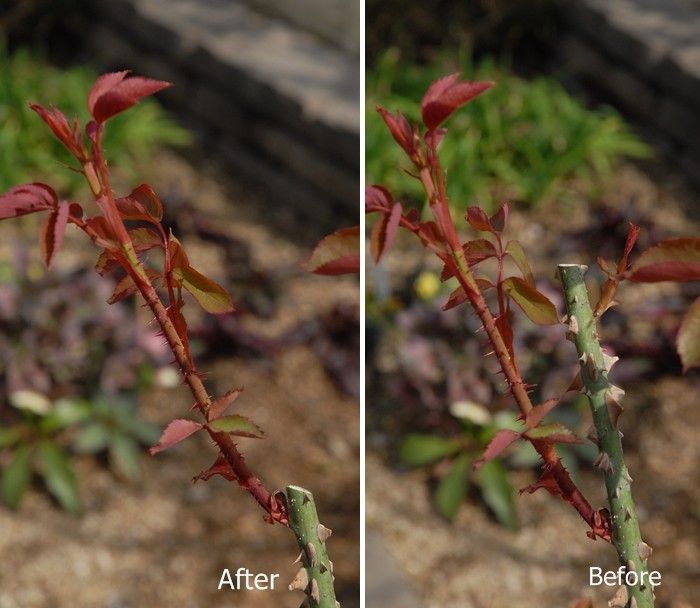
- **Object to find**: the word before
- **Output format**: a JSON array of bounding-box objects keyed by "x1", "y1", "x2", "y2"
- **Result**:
[
  {"x1": 589, "y1": 566, "x2": 661, "y2": 588},
  {"x1": 218, "y1": 568, "x2": 280, "y2": 590}
]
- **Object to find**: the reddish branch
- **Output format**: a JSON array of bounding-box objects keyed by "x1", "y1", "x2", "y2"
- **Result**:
[
  {"x1": 368, "y1": 79, "x2": 613, "y2": 541},
  {"x1": 7, "y1": 72, "x2": 287, "y2": 526}
]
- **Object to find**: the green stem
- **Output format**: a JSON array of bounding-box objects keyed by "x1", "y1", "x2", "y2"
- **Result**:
[
  {"x1": 558, "y1": 264, "x2": 654, "y2": 608},
  {"x1": 286, "y1": 485, "x2": 338, "y2": 608}
]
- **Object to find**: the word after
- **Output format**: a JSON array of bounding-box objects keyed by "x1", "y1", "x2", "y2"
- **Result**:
[{"x1": 218, "y1": 568, "x2": 280, "y2": 590}]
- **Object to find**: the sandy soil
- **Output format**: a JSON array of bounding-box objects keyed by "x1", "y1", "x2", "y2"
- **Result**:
[{"x1": 0, "y1": 151, "x2": 360, "y2": 608}]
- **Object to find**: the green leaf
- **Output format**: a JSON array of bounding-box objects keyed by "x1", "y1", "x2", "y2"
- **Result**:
[
  {"x1": 477, "y1": 459, "x2": 518, "y2": 529},
  {"x1": 109, "y1": 435, "x2": 141, "y2": 482},
  {"x1": 1, "y1": 444, "x2": 33, "y2": 509},
  {"x1": 397, "y1": 434, "x2": 463, "y2": 467},
  {"x1": 208, "y1": 415, "x2": 264, "y2": 438},
  {"x1": 502, "y1": 276, "x2": 559, "y2": 325},
  {"x1": 38, "y1": 442, "x2": 81, "y2": 515},
  {"x1": 73, "y1": 423, "x2": 110, "y2": 453},
  {"x1": 0, "y1": 427, "x2": 23, "y2": 449},
  {"x1": 525, "y1": 422, "x2": 581, "y2": 444},
  {"x1": 435, "y1": 452, "x2": 471, "y2": 520},
  {"x1": 174, "y1": 265, "x2": 234, "y2": 314},
  {"x1": 505, "y1": 239, "x2": 534, "y2": 284},
  {"x1": 677, "y1": 296, "x2": 700, "y2": 372}
]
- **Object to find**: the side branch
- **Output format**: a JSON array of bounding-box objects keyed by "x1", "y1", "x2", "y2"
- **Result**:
[
  {"x1": 130, "y1": 256, "x2": 287, "y2": 524},
  {"x1": 559, "y1": 264, "x2": 654, "y2": 608},
  {"x1": 417, "y1": 152, "x2": 607, "y2": 540}
]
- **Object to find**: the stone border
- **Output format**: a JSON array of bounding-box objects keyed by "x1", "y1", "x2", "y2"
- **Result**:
[
  {"x1": 88, "y1": 0, "x2": 359, "y2": 229},
  {"x1": 555, "y1": 0, "x2": 700, "y2": 186}
]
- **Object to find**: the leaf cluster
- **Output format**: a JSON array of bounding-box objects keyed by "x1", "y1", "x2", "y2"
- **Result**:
[
  {"x1": 367, "y1": 50, "x2": 650, "y2": 211},
  {"x1": 0, "y1": 44, "x2": 189, "y2": 197}
]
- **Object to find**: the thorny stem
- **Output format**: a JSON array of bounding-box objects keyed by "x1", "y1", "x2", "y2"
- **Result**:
[
  {"x1": 286, "y1": 486, "x2": 338, "y2": 608},
  {"x1": 81, "y1": 134, "x2": 288, "y2": 525},
  {"x1": 416, "y1": 145, "x2": 610, "y2": 540},
  {"x1": 559, "y1": 264, "x2": 654, "y2": 608}
]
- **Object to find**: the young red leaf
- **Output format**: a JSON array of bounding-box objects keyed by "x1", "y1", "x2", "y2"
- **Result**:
[
  {"x1": 524, "y1": 398, "x2": 559, "y2": 430},
  {"x1": 0, "y1": 183, "x2": 56, "y2": 220},
  {"x1": 502, "y1": 277, "x2": 559, "y2": 325},
  {"x1": 464, "y1": 239, "x2": 497, "y2": 265},
  {"x1": 85, "y1": 216, "x2": 120, "y2": 250},
  {"x1": 505, "y1": 240, "x2": 534, "y2": 285},
  {"x1": 475, "y1": 277, "x2": 495, "y2": 291},
  {"x1": 39, "y1": 201, "x2": 69, "y2": 268},
  {"x1": 208, "y1": 414, "x2": 264, "y2": 439},
  {"x1": 107, "y1": 268, "x2": 161, "y2": 304},
  {"x1": 441, "y1": 240, "x2": 496, "y2": 280},
  {"x1": 377, "y1": 106, "x2": 415, "y2": 156},
  {"x1": 208, "y1": 388, "x2": 243, "y2": 421},
  {"x1": 88, "y1": 71, "x2": 172, "y2": 123},
  {"x1": 193, "y1": 453, "x2": 237, "y2": 482},
  {"x1": 594, "y1": 278, "x2": 618, "y2": 317},
  {"x1": 167, "y1": 301, "x2": 192, "y2": 365},
  {"x1": 304, "y1": 226, "x2": 360, "y2": 275},
  {"x1": 167, "y1": 234, "x2": 190, "y2": 271},
  {"x1": 370, "y1": 202, "x2": 402, "y2": 263},
  {"x1": 128, "y1": 227, "x2": 163, "y2": 252},
  {"x1": 129, "y1": 184, "x2": 164, "y2": 221},
  {"x1": 420, "y1": 73, "x2": 494, "y2": 130},
  {"x1": 149, "y1": 418, "x2": 203, "y2": 455},
  {"x1": 116, "y1": 184, "x2": 164, "y2": 223},
  {"x1": 94, "y1": 195, "x2": 130, "y2": 246},
  {"x1": 29, "y1": 104, "x2": 85, "y2": 160},
  {"x1": 108, "y1": 274, "x2": 138, "y2": 304},
  {"x1": 617, "y1": 222, "x2": 640, "y2": 273},
  {"x1": 677, "y1": 296, "x2": 700, "y2": 372},
  {"x1": 416, "y1": 221, "x2": 447, "y2": 253},
  {"x1": 628, "y1": 238, "x2": 700, "y2": 282},
  {"x1": 489, "y1": 202, "x2": 509, "y2": 233},
  {"x1": 424, "y1": 127, "x2": 447, "y2": 150},
  {"x1": 174, "y1": 265, "x2": 234, "y2": 314},
  {"x1": 365, "y1": 184, "x2": 393, "y2": 212},
  {"x1": 442, "y1": 286, "x2": 468, "y2": 311},
  {"x1": 495, "y1": 312, "x2": 515, "y2": 362},
  {"x1": 473, "y1": 429, "x2": 521, "y2": 471},
  {"x1": 95, "y1": 250, "x2": 120, "y2": 276},
  {"x1": 519, "y1": 470, "x2": 562, "y2": 497},
  {"x1": 465, "y1": 206, "x2": 493, "y2": 233}
]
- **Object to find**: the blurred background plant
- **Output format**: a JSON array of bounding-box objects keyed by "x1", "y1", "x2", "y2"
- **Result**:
[
  {"x1": 367, "y1": 49, "x2": 650, "y2": 212},
  {"x1": 0, "y1": 243, "x2": 168, "y2": 512},
  {"x1": 0, "y1": 42, "x2": 190, "y2": 196}
]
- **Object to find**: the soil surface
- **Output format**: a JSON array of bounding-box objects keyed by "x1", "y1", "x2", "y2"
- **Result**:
[
  {"x1": 366, "y1": 162, "x2": 700, "y2": 607},
  {"x1": 0, "y1": 151, "x2": 360, "y2": 608}
]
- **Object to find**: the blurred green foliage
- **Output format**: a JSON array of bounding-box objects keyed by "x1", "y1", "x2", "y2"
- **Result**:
[
  {"x1": 397, "y1": 404, "x2": 522, "y2": 526},
  {"x1": 0, "y1": 248, "x2": 167, "y2": 513},
  {"x1": 0, "y1": 44, "x2": 190, "y2": 196},
  {"x1": 367, "y1": 49, "x2": 651, "y2": 212},
  {"x1": 397, "y1": 398, "x2": 596, "y2": 526},
  {"x1": 0, "y1": 394, "x2": 159, "y2": 513}
]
